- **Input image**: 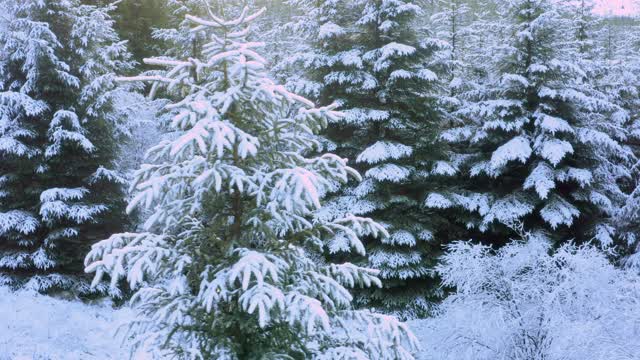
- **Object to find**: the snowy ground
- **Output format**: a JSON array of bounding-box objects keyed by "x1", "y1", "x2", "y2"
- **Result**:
[
  {"x1": 0, "y1": 287, "x2": 135, "y2": 360},
  {"x1": 0, "y1": 286, "x2": 430, "y2": 360},
  {"x1": 407, "y1": 319, "x2": 429, "y2": 360}
]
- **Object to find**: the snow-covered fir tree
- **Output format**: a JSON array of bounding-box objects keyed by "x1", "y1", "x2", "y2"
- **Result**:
[
  {"x1": 246, "y1": 0, "x2": 299, "y2": 69},
  {"x1": 150, "y1": 0, "x2": 291, "y2": 62},
  {"x1": 602, "y1": 18, "x2": 640, "y2": 269},
  {"x1": 85, "y1": 6, "x2": 418, "y2": 358},
  {"x1": 560, "y1": 0, "x2": 602, "y2": 57},
  {"x1": 0, "y1": 0, "x2": 133, "y2": 292},
  {"x1": 560, "y1": 7, "x2": 640, "y2": 266},
  {"x1": 430, "y1": 0, "x2": 631, "y2": 248},
  {"x1": 427, "y1": 0, "x2": 472, "y2": 124},
  {"x1": 291, "y1": 0, "x2": 451, "y2": 318},
  {"x1": 146, "y1": 0, "x2": 207, "y2": 66},
  {"x1": 430, "y1": 0, "x2": 503, "y2": 80},
  {"x1": 428, "y1": 0, "x2": 475, "y2": 85}
]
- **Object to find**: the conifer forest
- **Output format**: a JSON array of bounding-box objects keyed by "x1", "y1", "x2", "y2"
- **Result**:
[{"x1": 2, "y1": 0, "x2": 640, "y2": 359}]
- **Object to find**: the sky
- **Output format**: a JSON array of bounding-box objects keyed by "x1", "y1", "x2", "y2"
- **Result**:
[{"x1": 594, "y1": 0, "x2": 639, "y2": 16}]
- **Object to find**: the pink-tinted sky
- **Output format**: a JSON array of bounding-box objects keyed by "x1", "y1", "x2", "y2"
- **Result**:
[{"x1": 594, "y1": 0, "x2": 639, "y2": 16}]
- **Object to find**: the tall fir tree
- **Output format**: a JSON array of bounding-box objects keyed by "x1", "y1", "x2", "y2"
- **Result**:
[
  {"x1": 603, "y1": 17, "x2": 640, "y2": 268},
  {"x1": 561, "y1": 2, "x2": 640, "y2": 266},
  {"x1": 429, "y1": 0, "x2": 474, "y2": 85},
  {"x1": 85, "y1": 6, "x2": 418, "y2": 359},
  {"x1": 292, "y1": 0, "x2": 450, "y2": 318},
  {"x1": 561, "y1": 0, "x2": 601, "y2": 57},
  {"x1": 0, "y1": 0, "x2": 132, "y2": 292},
  {"x1": 430, "y1": 0, "x2": 630, "y2": 248}
]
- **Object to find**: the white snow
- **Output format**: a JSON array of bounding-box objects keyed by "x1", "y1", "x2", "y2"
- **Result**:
[
  {"x1": 365, "y1": 164, "x2": 412, "y2": 183},
  {"x1": 318, "y1": 22, "x2": 345, "y2": 39},
  {"x1": 541, "y1": 195, "x2": 581, "y2": 229},
  {"x1": 524, "y1": 162, "x2": 556, "y2": 199},
  {"x1": 410, "y1": 237, "x2": 640, "y2": 360},
  {"x1": 0, "y1": 286, "x2": 137, "y2": 360},
  {"x1": 356, "y1": 141, "x2": 413, "y2": 164},
  {"x1": 490, "y1": 136, "x2": 532, "y2": 170},
  {"x1": 537, "y1": 138, "x2": 574, "y2": 166}
]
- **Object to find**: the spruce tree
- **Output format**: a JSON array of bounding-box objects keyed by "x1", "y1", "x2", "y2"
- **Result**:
[
  {"x1": 563, "y1": 1, "x2": 640, "y2": 261},
  {"x1": 293, "y1": 0, "x2": 449, "y2": 318},
  {"x1": 603, "y1": 19, "x2": 640, "y2": 268},
  {"x1": 429, "y1": 0, "x2": 473, "y2": 85},
  {"x1": 0, "y1": 0, "x2": 132, "y2": 292},
  {"x1": 430, "y1": 0, "x2": 630, "y2": 247},
  {"x1": 562, "y1": 0, "x2": 601, "y2": 57},
  {"x1": 85, "y1": 6, "x2": 418, "y2": 358}
]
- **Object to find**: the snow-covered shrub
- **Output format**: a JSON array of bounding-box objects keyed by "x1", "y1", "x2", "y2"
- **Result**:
[
  {"x1": 85, "y1": 5, "x2": 417, "y2": 359},
  {"x1": 419, "y1": 233, "x2": 640, "y2": 360}
]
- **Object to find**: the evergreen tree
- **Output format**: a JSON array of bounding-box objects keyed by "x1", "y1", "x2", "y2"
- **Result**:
[
  {"x1": 429, "y1": 0, "x2": 474, "y2": 86},
  {"x1": 85, "y1": 6, "x2": 417, "y2": 359},
  {"x1": 0, "y1": 0, "x2": 132, "y2": 292},
  {"x1": 430, "y1": 0, "x2": 630, "y2": 248},
  {"x1": 560, "y1": 0, "x2": 601, "y2": 57},
  {"x1": 292, "y1": 0, "x2": 451, "y2": 318},
  {"x1": 429, "y1": 0, "x2": 504, "y2": 80},
  {"x1": 603, "y1": 18, "x2": 640, "y2": 268}
]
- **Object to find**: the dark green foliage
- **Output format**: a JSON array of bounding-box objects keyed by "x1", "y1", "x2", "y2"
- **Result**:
[
  {"x1": 433, "y1": 0, "x2": 629, "y2": 254},
  {"x1": 0, "y1": 0, "x2": 132, "y2": 293},
  {"x1": 299, "y1": 0, "x2": 453, "y2": 318}
]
